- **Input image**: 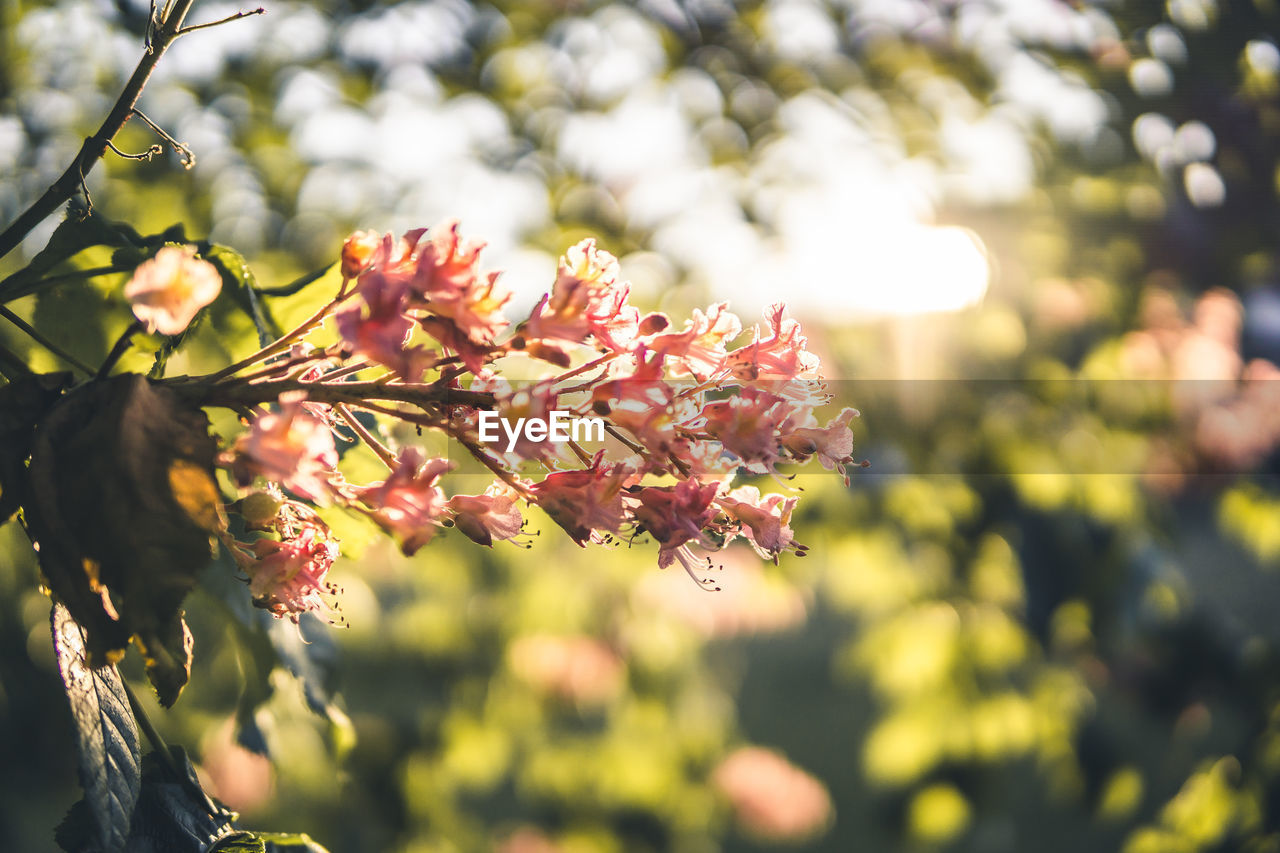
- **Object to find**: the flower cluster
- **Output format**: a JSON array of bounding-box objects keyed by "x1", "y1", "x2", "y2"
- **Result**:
[
  {"x1": 219, "y1": 490, "x2": 343, "y2": 623},
  {"x1": 206, "y1": 221, "x2": 861, "y2": 619}
]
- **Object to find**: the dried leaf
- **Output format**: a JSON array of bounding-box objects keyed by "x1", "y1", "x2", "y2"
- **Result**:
[
  {"x1": 28, "y1": 374, "x2": 221, "y2": 704},
  {"x1": 0, "y1": 371, "x2": 70, "y2": 522}
]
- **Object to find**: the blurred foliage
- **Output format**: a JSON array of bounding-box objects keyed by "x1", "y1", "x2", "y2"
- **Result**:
[{"x1": 7, "y1": 0, "x2": 1280, "y2": 851}]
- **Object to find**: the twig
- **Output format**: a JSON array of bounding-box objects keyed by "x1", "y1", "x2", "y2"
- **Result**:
[
  {"x1": 552, "y1": 351, "x2": 619, "y2": 386},
  {"x1": 566, "y1": 440, "x2": 593, "y2": 465},
  {"x1": 105, "y1": 140, "x2": 164, "y2": 162},
  {"x1": 166, "y1": 376, "x2": 496, "y2": 411},
  {"x1": 200, "y1": 292, "x2": 354, "y2": 383},
  {"x1": 130, "y1": 108, "x2": 195, "y2": 169},
  {"x1": 317, "y1": 359, "x2": 371, "y2": 382},
  {"x1": 98, "y1": 320, "x2": 143, "y2": 378},
  {"x1": 451, "y1": 431, "x2": 534, "y2": 498},
  {"x1": 177, "y1": 6, "x2": 265, "y2": 35},
  {"x1": 0, "y1": 339, "x2": 33, "y2": 380},
  {"x1": 603, "y1": 423, "x2": 645, "y2": 455},
  {"x1": 334, "y1": 403, "x2": 397, "y2": 469},
  {"x1": 0, "y1": 306, "x2": 95, "y2": 376},
  {"x1": 0, "y1": 0, "x2": 199, "y2": 263},
  {"x1": 4, "y1": 266, "x2": 134, "y2": 296},
  {"x1": 121, "y1": 678, "x2": 226, "y2": 818}
]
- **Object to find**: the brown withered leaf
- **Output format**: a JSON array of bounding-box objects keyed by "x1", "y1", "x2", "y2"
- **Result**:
[
  {"x1": 0, "y1": 371, "x2": 71, "y2": 523},
  {"x1": 26, "y1": 373, "x2": 222, "y2": 706}
]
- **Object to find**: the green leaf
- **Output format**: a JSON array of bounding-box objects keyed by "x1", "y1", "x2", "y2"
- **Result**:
[
  {"x1": 148, "y1": 305, "x2": 208, "y2": 379},
  {"x1": 0, "y1": 213, "x2": 146, "y2": 303},
  {"x1": 252, "y1": 264, "x2": 334, "y2": 297},
  {"x1": 202, "y1": 245, "x2": 281, "y2": 347},
  {"x1": 257, "y1": 832, "x2": 332, "y2": 852},
  {"x1": 201, "y1": 541, "x2": 350, "y2": 757},
  {"x1": 206, "y1": 830, "x2": 333, "y2": 853},
  {"x1": 51, "y1": 603, "x2": 142, "y2": 853},
  {"x1": 207, "y1": 831, "x2": 268, "y2": 852}
]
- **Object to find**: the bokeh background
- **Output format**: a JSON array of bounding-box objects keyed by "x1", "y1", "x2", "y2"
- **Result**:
[{"x1": 6, "y1": 0, "x2": 1280, "y2": 850}]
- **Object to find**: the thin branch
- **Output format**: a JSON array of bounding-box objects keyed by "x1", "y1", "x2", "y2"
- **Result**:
[
  {"x1": 450, "y1": 431, "x2": 534, "y2": 498},
  {"x1": 0, "y1": 306, "x2": 95, "y2": 376},
  {"x1": 98, "y1": 320, "x2": 143, "y2": 378},
  {"x1": 176, "y1": 6, "x2": 265, "y2": 35},
  {"x1": 105, "y1": 140, "x2": 163, "y2": 162},
  {"x1": 166, "y1": 376, "x2": 496, "y2": 411},
  {"x1": 130, "y1": 108, "x2": 195, "y2": 169},
  {"x1": 121, "y1": 678, "x2": 226, "y2": 818},
  {"x1": 12, "y1": 265, "x2": 134, "y2": 292},
  {"x1": 551, "y1": 351, "x2": 619, "y2": 386},
  {"x1": 0, "y1": 339, "x2": 33, "y2": 380},
  {"x1": 603, "y1": 423, "x2": 645, "y2": 455},
  {"x1": 232, "y1": 351, "x2": 329, "y2": 384},
  {"x1": 0, "y1": 0, "x2": 199, "y2": 263},
  {"x1": 566, "y1": 439, "x2": 593, "y2": 465},
  {"x1": 199, "y1": 292, "x2": 354, "y2": 383},
  {"x1": 316, "y1": 359, "x2": 372, "y2": 383},
  {"x1": 335, "y1": 403, "x2": 397, "y2": 469}
]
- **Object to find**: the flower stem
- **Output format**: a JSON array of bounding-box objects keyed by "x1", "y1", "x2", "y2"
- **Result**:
[
  {"x1": 166, "y1": 376, "x2": 496, "y2": 412},
  {"x1": 552, "y1": 351, "x2": 619, "y2": 386},
  {"x1": 335, "y1": 404, "x2": 397, "y2": 469},
  {"x1": 98, "y1": 320, "x2": 143, "y2": 378},
  {"x1": 176, "y1": 6, "x2": 265, "y2": 36},
  {"x1": 200, "y1": 293, "x2": 351, "y2": 383}
]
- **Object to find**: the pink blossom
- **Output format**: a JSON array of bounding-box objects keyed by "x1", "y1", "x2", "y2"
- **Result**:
[
  {"x1": 447, "y1": 482, "x2": 525, "y2": 547},
  {"x1": 590, "y1": 351, "x2": 677, "y2": 455},
  {"x1": 718, "y1": 485, "x2": 803, "y2": 560},
  {"x1": 407, "y1": 222, "x2": 513, "y2": 344},
  {"x1": 529, "y1": 453, "x2": 631, "y2": 545},
  {"x1": 336, "y1": 271, "x2": 433, "y2": 381},
  {"x1": 490, "y1": 383, "x2": 567, "y2": 464},
  {"x1": 124, "y1": 246, "x2": 223, "y2": 335},
  {"x1": 700, "y1": 388, "x2": 796, "y2": 474},
  {"x1": 355, "y1": 448, "x2": 453, "y2": 555},
  {"x1": 672, "y1": 438, "x2": 741, "y2": 481},
  {"x1": 233, "y1": 392, "x2": 339, "y2": 503},
  {"x1": 712, "y1": 747, "x2": 833, "y2": 842},
  {"x1": 244, "y1": 525, "x2": 340, "y2": 621},
  {"x1": 417, "y1": 314, "x2": 497, "y2": 375},
  {"x1": 782, "y1": 407, "x2": 859, "y2": 484},
  {"x1": 727, "y1": 304, "x2": 822, "y2": 385},
  {"x1": 508, "y1": 634, "x2": 625, "y2": 706},
  {"x1": 410, "y1": 220, "x2": 485, "y2": 302},
  {"x1": 523, "y1": 239, "x2": 659, "y2": 356},
  {"x1": 630, "y1": 478, "x2": 720, "y2": 568},
  {"x1": 649, "y1": 302, "x2": 743, "y2": 379},
  {"x1": 364, "y1": 228, "x2": 428, "y2": 286}
]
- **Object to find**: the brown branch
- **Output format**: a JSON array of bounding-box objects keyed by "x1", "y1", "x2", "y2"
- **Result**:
[
  {"x1": 166, "y1": 376, "x2": 496, "y2": 411},
  {"x1": 0, "y1": 0, "x2": 198, "y2": 263},
  {"x1": 177, "y1": 6, "x2": 265, "y2": 35},
  {"x1": 334, "y1": 403, "x2": 397, "y2": 469}
]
